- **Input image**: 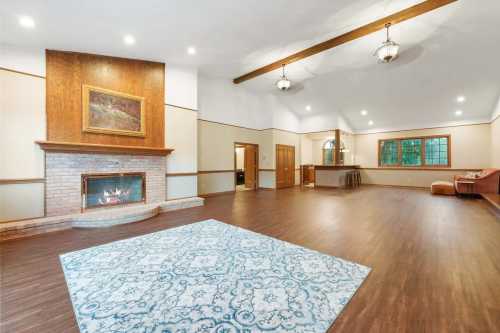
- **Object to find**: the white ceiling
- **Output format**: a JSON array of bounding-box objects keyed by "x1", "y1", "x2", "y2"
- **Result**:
[{"x1": 1, "y1": 0, "x2": 499, "y2": 131}]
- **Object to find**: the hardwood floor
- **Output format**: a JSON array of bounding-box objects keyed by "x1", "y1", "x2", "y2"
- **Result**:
[{"x1": 1, "y1": 186, "x2": 499, "y2": 332}]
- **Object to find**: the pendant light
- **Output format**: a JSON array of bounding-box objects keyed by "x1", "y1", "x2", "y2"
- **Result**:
[
  {"x1": 276, "y1": 64, "x2": 291, "y2": 91},
  {"x1": 374, "y1": 23, "x2": 400, "y2": 63}
]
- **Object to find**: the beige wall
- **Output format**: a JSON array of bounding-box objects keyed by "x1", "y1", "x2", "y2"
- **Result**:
[
  {"x1": 165, "y1": 105, "x2": 198, "y2": 200},
  {"x1": 197, "y1": 121, "x2": 302, "y2": 194},
  {"x1": 272, "y1": 129, "x2": 301, "y2": 167},
  {"x1": 354, "y1": 124, "x2": 492, "y2": 187},
  {"x1": 308, "y1": 132, "x2": 355, "y2": 166},
  {"x1": 300, "y1": 134, "x2": 313, "y2": 165},
  {"x1": 359, "y1": 169, "x2": 464, "y2": 188},
  {"x1": 272, "y1": 129, "x2": 301, "y2": 185},
  {"x1": 1, "y1": 63, "x2": 499, "y2": 218},
  {"x1": 355, "y1": 124, "x2": 491, "y2": 169},
  {"x1": 492, "y1": 116, "x2": 500, "y2": 167},
  {"x1": 197, "y1": 120, "x2": 272, "y2": 194},
  {"x1": 303, "y1": 131, "x2": 335, "y2": 165},
  {"x1": 0, "y1": 69, "x2": 46, "y2": 222},
  {"x1": 341, "y1": 131, "x2": 356, "y2": 165}
]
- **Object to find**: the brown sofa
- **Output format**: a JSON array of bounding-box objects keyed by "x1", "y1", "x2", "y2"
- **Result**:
[{"x1": 454, "y1": 168, "x2": 500, "y2": 194}]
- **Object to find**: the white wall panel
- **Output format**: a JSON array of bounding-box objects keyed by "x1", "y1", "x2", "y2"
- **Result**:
[
  {"x1": 0, "y1": 69, "x2": 46, "y2": 179},
  {"x1": 165, "y1": 64, "x2": 198, "y2": 110},
  {"x1": 259, "y1": 171, "x2": 275, "y2": 189},
  {"x1": 167, "y1": 176, "x2": 198, "y2": 200},
  {"x1": 0, "y1": 44, "x2": 45, "y2": 77},
  {"x1": 165, "y1": 104, "x2": 198, "y2": 200},
  {"x1": 0, "y1": 183, "x2": 44, "y2": 222}
]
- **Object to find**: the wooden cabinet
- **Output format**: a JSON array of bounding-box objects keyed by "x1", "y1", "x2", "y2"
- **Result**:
[
  {"x1": 301, "y1": 165, "x2": 315, "y2": 185},
  {"x1": 276, "y1": 144, "x2": 295, "y2": 189}
]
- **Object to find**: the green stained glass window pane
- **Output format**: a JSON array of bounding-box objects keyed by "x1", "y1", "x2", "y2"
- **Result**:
[
  {"x1": 425, "y1": 137, "x2": 448, "y2": 166},
  {"x1": 401, "y1": 139, "x2": 422, "y2": 166},
  {"x1": 324, "y1": 149, "x2": 333, "y2": 165},
  {"x1": 380, "y1": 140, "x2": 399, "y2": 166}
]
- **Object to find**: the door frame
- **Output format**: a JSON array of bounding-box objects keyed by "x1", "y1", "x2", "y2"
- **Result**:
[
  {"x1": 234, "y1": 142, "x2": 259, "y2": 190},
  {"x1": 275, "y1": 144, "x2": 296, "y2": 189}
]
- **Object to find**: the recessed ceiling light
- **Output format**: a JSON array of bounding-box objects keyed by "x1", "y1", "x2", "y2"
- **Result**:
[
  {"x1": 457, "y1": 95, "x2": 466, "y2": 103},
  {"x1": 187, "y1": 46, "x2": 196, "y2": 55},
  {"x1": 123, "y1": 34, "x2": 135, "y2": 45},
  {"x1": 455, "y1": 110, "x2": 463, "y2": 116},
  {"x1": 305, "y1": 105, "x2": 311, "y2": 111},
  {"x1": 368, "y1": 120, "x2": 374, "y2": 126},
  {"x1": 360, "y1": 110, "x2": 368, "y2": 116},
  {"x1": 19, "y1": 16, "x2": 35, "y2": 29}
]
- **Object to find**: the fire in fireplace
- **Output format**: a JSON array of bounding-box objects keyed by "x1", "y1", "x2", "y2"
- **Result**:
[{"x1": 82, "y1": 173, "x2": 145, "y2": 210}]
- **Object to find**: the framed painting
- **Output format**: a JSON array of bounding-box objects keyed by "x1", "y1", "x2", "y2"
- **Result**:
[{"x1": 82, "y1": 84, "x2": 146, "y2": 137}]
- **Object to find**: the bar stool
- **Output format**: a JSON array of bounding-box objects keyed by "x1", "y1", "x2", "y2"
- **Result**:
[
  {"x1": 345, "y1": 171, "x2": 354, "y2": 188},
  {"x1": 345, "y1": 170, "x2": 361, "y2": 189},
  {"x1": 353, "y1": 170, "x2": 361, "y2": 187}
]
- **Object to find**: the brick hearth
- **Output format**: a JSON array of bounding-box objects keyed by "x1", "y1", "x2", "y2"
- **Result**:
[{"x1": 45, "y1": 152, "x2": 166, "y2": 216}]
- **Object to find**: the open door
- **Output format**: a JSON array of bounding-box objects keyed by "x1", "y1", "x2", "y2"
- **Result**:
[{"x1": 244, "y1": 144, "x2": 257, "y2": 189}]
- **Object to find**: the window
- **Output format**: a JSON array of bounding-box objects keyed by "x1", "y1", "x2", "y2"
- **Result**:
[
  {"x1": 378, "y1": 135, "x2": 450, "y2": 168},
  {"x1": 401, "y1": 138, "x2": 422, "y2": 166},
  {"x1": 379, "y1": 140, "x2": 398, "y2": 166},
  {"x1": 322, "y1": 139, "x2": 346, "y2": 165},
  {"x1": 425, "y1": 137, "x2": 449, "y2": 166},
  {"x1": 323, "y1": 140, "x2": 335, "y2": 165}
]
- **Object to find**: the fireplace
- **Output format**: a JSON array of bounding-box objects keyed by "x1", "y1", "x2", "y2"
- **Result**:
[{"x1": 82, "y1": 172, "x2": 146, "y2": 210}]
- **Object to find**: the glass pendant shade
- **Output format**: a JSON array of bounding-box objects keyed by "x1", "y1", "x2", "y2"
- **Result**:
[
  {"x1": 375, "y1": 23, "x2": 400, "y2": 63},
  {"x1": 276, "y1": 64, "x2": 292, "y2": 90},
  {"x1": 375, "y1": 40, "x2": 400, "y2": 63},
  {"x1": 276, "y1": 77, "x2": 291, "y2": 90}
]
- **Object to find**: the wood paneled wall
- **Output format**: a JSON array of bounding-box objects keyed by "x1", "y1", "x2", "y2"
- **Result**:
[{"x1": 46, "y1": 50, "x2": 165, "y2": 147}]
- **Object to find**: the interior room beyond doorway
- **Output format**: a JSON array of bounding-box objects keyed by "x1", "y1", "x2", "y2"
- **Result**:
[{"x1": 234, "y1": 143, "x2": 258, "y2": 191}]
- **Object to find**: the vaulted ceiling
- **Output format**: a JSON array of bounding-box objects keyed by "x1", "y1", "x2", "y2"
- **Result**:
[{"x1": 1, "y1": 0, "x2": 499, "y2": 131}]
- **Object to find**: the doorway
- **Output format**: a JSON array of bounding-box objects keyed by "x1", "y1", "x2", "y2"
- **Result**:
[
  {"x1": 276, "y1": 144, "x2": 295, "y2": 189},
  {"x1": 234, "y1": 143, "x2": 259, "y2": 191}
]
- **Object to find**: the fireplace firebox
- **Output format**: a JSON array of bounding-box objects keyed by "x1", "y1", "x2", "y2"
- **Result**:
[{"x1": 82, "y1": 172, "x2": 146, "y2": 210}]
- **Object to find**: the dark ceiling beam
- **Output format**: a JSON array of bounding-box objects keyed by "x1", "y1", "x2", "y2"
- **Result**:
[{"x1": 233, "y1": 0, "x2": 458, "y2": 84}]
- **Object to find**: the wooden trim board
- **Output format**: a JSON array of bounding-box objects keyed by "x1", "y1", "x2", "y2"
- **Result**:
[
  {"x1": 0, "y1": 178, "x2": 46, "y2": 185},
  {"x1": 198, "y1": 170, "x2": 235, "y2": 174},
  {"x1": 165, "y1": 104, "x2": 198, "y2": 112},
  {"x1": 360, "y1": 167, "x2": 481, "y2": 172},
  {"x1": 35, "y1": 141, "x2": 173, "y2": 156},
  {"x1": 198, "y1": 190, "x2": 236, "y2": 198},
  {"x1": 0, "y1": 66, "x2": 45, "y2": 79},
  {"x1": 166, "y1": 172, "x2": 198, "y2": 177}
]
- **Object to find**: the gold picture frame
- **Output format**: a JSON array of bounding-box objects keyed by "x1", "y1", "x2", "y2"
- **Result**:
[{"x1": 82, "y1": 84, "x2": 146, "y2": 137}]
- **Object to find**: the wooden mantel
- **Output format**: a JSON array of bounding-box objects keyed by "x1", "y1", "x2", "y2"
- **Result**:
[{"x1": 35, "y1": 141, "x2": 174, "y2": 156}]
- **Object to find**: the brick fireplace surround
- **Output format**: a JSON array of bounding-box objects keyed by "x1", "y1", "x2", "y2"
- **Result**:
[{"x1": 45, "y1": 152, "x2": 166, "y2": 216}]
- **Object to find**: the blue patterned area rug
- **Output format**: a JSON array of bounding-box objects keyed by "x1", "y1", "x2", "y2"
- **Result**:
[{"x1": 60, "y1": 219, "x2": 370, "y2": 333}]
